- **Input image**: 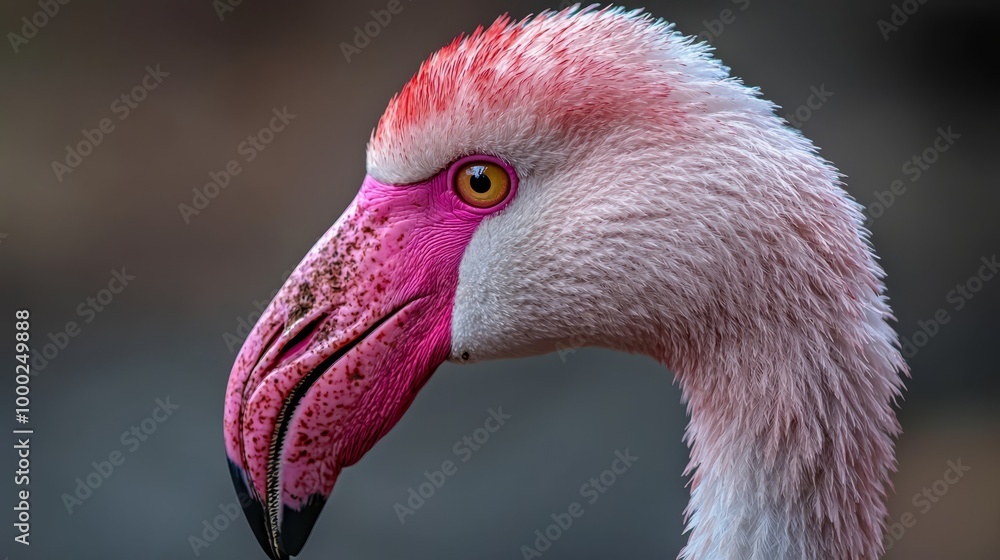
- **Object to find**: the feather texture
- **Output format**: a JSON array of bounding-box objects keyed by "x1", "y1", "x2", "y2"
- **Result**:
[{"x1": 368, "y1": 6, "x2": 908, "y2": 559}]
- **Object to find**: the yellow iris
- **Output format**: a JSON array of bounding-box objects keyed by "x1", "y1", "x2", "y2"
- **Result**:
[{"x1": 454, "y1": 161, "x2": 511, "y2": 208}]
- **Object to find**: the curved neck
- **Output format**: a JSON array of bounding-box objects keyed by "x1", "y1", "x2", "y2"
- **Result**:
[
  {"x1": 664, "y1": 306, "x2": 899, "y2": 560},
  {"x1": 563, "y1": 100, "x2": 911, "y2": 559},
  {"x1": 656, "y1": 290, "x2": 905, "y2": 560},
  {"x1": 557, "y1": 115, "x2": 909, "y2": 557}
]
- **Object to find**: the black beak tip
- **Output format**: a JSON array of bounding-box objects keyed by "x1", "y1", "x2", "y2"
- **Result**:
[
  {"x1": 228, "y1": 458, "x2": 327, "y2": 559},
  {"x1": 279, "y1": 495, "x2": 327, "y2": 557},
  {"x1": 227, "y1": 458, "x2": 281, "y2": 559}
]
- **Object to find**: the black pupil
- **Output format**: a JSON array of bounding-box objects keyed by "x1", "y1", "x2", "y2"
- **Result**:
[{"x1": 469, "y1": 167, "x2": 492, "y2": 194}]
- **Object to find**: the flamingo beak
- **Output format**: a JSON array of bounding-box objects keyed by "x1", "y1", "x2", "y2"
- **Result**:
[{"x1": 222, "y1": 175, "x2": 477, "y2": 558}]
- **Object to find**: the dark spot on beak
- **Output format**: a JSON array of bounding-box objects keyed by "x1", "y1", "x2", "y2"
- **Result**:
[{"x1": 286, "y1": 282, "x2": 318, "y2": 324}]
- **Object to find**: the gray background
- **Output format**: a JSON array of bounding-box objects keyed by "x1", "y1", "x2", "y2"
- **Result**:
[{"x1": 2, "y1": 1, "x2": 998, "y2": 559}]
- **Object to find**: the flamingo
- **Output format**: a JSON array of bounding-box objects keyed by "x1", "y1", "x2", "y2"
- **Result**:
[{"x1": 224, "y1": 6, "x2": 907, "y2": 559}]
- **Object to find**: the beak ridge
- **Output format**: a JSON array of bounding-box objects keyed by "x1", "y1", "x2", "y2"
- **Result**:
[{"x1": 228, "y1": 458, "x2": 286, "y2": 559}]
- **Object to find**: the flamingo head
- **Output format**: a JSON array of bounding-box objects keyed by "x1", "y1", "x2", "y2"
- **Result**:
[{"x1": 224, "y1": 6, "x2": 902, "y2": 560}]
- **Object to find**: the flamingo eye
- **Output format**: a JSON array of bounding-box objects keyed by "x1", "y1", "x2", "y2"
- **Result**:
[{"x1": 454, "y1": 161, "x2": 511, "y2": 208}]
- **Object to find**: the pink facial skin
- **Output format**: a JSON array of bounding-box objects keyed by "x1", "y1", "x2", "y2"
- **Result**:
[{"x1": 223, "y1": 155, "x2": 517, "y2": 558}]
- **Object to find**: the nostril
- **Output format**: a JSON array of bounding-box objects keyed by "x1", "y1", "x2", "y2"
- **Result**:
[
  {"x1": 251, "y1": 324, "x2": 284, "y2": 373},
  {"x1": 242, "y1": 323, "x2": 286, "y2": 403},
  {"x1": 273, "y1": 315, "x2": 326, "y2": 368}
]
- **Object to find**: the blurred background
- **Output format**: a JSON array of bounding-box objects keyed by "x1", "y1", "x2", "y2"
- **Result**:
[{"x1": 2, "y1": 1, "x2": 998, "y2": 559}]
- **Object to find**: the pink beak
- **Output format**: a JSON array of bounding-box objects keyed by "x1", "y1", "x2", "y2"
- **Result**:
[{"x1": 223, "y1": 171, "x2": 499, "y2": 558}]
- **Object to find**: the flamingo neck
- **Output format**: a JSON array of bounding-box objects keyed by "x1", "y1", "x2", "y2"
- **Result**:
[{"x1": 660, "y1": 294, "x2": 905, "y2": 560}]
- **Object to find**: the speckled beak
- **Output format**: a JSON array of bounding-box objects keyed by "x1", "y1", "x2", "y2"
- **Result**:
[{"x1": 223, "y1": 176, "x2": 472, "y2": 558}]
